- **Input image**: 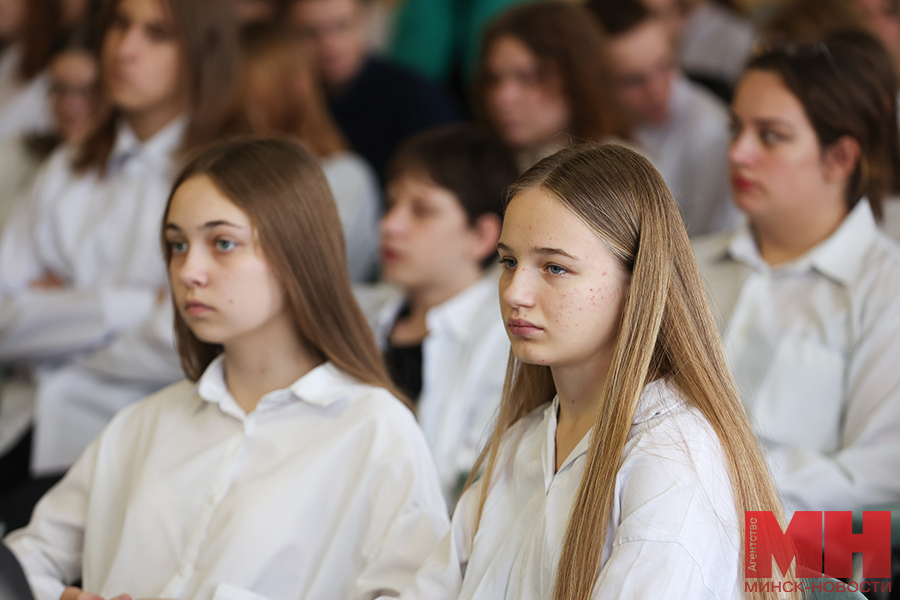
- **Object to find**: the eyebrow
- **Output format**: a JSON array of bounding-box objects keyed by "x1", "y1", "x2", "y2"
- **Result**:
[
  {"x1": 164, "y1": 220, "x2": 247, "y2": 233},
  {"x1": 496, "y1": 242, "x2": 580, "y2": 261},
  {"x1": 731, "y1": 113, "x2": 795, "y2": 130}
]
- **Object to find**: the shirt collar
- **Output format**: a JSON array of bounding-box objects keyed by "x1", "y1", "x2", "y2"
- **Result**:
[
  {"x1": 544, "y1": 378, "x2": 682, "y2": 479},
  {"x1": 196, "y1": 355, "x2": 362, "y2": 415},
  {"x1": 108, "y1": 115, "x2": 187, "y2": 176},
  {"x1": 425, "y1": 273, "x2": 499, "y2": 342},
  {"x1": 725, "y1": 199, "x2": 878, "y2": 285}
]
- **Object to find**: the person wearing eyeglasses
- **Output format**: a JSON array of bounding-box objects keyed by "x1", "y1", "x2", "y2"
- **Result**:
[
  {"x1": 693, "y1": 31, "x2": 900, "y2": 515},
  {"x1": 587, "y1": 0, "x2": 738, "y2": 237}
]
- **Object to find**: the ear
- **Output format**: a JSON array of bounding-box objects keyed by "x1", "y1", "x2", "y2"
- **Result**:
[
  {"x1": 823, "y1": 135, "x2": 861, "y2": 184},
  {"x1": 469, "y1": 213, "x2": 502, "y2": 264}
]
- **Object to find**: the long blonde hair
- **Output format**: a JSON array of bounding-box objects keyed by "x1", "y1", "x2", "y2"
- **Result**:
[{"x1": 465, "y1": 143, "x2": 799, "y2": 600}]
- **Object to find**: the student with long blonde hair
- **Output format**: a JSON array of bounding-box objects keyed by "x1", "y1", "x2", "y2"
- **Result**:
[
  {"x1": 5, "y1": 137, "x2": 448, "y2": 600},
  {"x1": 390, "y1": 143, "x2": 797, "y2": 600}
]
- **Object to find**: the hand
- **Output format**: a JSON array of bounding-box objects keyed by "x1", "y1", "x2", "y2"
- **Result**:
[
  {"x1": 30, "y1": 271, "x2": 66, "y2": 289},
  {"x1": 60, "y1": 587, "x2": 131, "y2": 600}
]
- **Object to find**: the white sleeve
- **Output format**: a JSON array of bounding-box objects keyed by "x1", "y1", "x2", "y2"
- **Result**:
[
  {"x1": 71, "y1": 299, "x2": 184, "y2": 387},
  {"x1": 0, "y1": 286, "x2": 156, "y2": 364},
  {"x1": 386, "y1": 484, "x2": 478, "y2": 600},
  {"x1": 323, "y1": 155, "x2": 381, "y2": 282},
  {"x1": 3, "y1": 438, "x2": 100, "y2": 600},
  {"x1": 767, "y1": 292, "x2": 900, "y2": 513},
  {"x1": 352, "y1": 412, "x2": 451, "y2": 600}
]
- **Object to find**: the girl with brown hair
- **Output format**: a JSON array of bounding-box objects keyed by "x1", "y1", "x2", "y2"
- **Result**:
[
  {"x1": 387, "y1": 143, "x2": 797, "y2": 600},
  {"x1": 240, "y1": 23, "x2": 380, "y2": 281},
  {"x1": 0, "y1": 0, "x2": 243, "y2": 501},
  {"x1": 474, "y1": 2, "x2": 626, "y2": 172},
  {"x1": 694, "y1": 30, "x2": 900, "y2": 516},
  {"x1": 6, "y1": 137, "x2": 449, "y2": 600}
]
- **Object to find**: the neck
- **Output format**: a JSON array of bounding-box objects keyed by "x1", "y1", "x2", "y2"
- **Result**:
[
  {"x1": 552, "y1": 355, "x2": 612, "y2": 426},
  {"x1": 752, "y1": 195, "x2": 849, "y2": 266},
  {"x1": 549, "y1": 352, "x2": 613, "y2": 471},
  {"x1": 405, "y1": 267, "x2": 482, "y2": 318},
  {"x1": 222, "y1": 324, "x2": 322, "y2": 414},
  {"x1": 125, "y1": 103, "x2": 186, "y2": 142}
]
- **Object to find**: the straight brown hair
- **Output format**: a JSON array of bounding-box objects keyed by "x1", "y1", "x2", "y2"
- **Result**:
[
  {"x1": 475, "y1": 3, "x2": 627, "y2": 144},
  {"x1": 161, "y1": 136, "x2": 409, "y2": 408},
  {"x1": 239, "y1": 22, "x2": 347, "y2": 157},
  {"x1": 466, "y1": 143, "x2": 798, "y2": 600},
  {"x1": 18, "y1": 0, "x2": 63, "y2": 81},
  {"x1": 75, "y1": 0, "x2": 245, "y2": 173}
]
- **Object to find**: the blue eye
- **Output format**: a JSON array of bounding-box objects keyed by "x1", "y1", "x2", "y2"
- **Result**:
[
  {"x1": 170, "y1": 241, "x2": 188, "y2": 254},
  {"x1": 216, "y1": 239, "x2": 236, "y2": 252},
  {"x1": 498, "y1": 257, "x2": 517, "y2": 269},
  {"x1": 547, "y1": 264, "x2": 567, "y2": 275}
]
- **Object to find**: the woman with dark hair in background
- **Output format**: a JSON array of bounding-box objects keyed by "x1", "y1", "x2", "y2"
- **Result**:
[
  {"x1": 0, "y1": 0, "x2": 245, "y2": 525},
  {"x1": 694, "y1": 30, "x2": 900, "y2": 515},
  {"x1": 474, "y1": 2, "x2": 626, "y2": 171},
  {"x1": 5, "y1": 136, "x2": 448, "y2": 600},
  {"x1": 240, "y1": 23, "x2": 380, "y2": 281}
]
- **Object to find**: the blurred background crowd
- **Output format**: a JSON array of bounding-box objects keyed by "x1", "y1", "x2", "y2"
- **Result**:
[{"x1": 1, "y1": 0, "x2": 900, "y2": 594}]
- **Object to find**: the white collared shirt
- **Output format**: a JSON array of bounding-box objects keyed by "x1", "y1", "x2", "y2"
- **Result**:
[
  {"x1": 386, "y1": 379, "x2": 742, "y2": 600},
  {"x1": 5, "y1": 357, "x2": 449, "y2": 600},
  {"x1": 635, "y1": 75, "x2": 738, "y2": 237},
  {"x1": 0, "y1": 118, "x2": 187, "y2": 471},
  {"x1": 0, "y1": 45, "x2": 53, "y2": 140},
  {"x1": 360, "y1": 275, "x2": 509, "y2": 506},
  {"x1": 693, "y1": 200, "x2": 900, "y2": 513},
  {"x1": 679, "y1": 2, "x2": 756, "y2": 86},
  {"x1": 321, "y1": 152, "x2": 381, "y2": 282}
]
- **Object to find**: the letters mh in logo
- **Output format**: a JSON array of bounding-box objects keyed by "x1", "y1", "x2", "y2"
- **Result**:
[{"x1": 745, "y1": 511, "x2": 891, "y2": 579}]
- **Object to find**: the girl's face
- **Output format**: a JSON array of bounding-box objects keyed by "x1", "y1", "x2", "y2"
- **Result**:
[
  {"x1": 165, "y1": 175, "x2": 290, "y2": 348},
  {"x1": 497, "y1": 188, "x2": 629, "y2": 373},
  {"x1": 381, "y1": 172, "x2": 491, "y2": 292},
  {"x1": 729, "y1": 70, "x2": 843, "y2": 226},
  {"x1": 483, "y1": 35, "x2": 571, "y2": 152},
  {"x1": 102, "y1": 0, "x2": 187, "y2": 118},
  {"x1": 0, "y1": 0, "x2": 25, "y2": 43},
  {"x1": 50, "y1": 50, "x2": 102, "y2": 146}
]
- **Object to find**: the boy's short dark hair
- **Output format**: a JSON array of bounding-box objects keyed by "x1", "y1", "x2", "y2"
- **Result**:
[
  {"x1": 387, "y1": 124, "x2": 519, "y2": 269},
  {"x1": 585, "y1": 0, "x2": 651, "y2": 37}
]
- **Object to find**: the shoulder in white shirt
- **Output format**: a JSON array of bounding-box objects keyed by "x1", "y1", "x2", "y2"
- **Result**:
[
  {"x1": 693, "y1": 199, "x2": 900, "y2": 513},
  {"x1": 321, "y1": 151, "x2": 381, "y2": 282},
  {"x1": 5, "y1": 357, "x2": 449, "y2": 600},
  {"x1": 0, "y1": 46, "x2": 53, "y2": 140},
  {"x1": 679, "y1": 2, "x2": 756, "y2": 86},
  {"x1": 393, "y1": 379, "x2": 742, "y2": 600},
  {"x1": 635, "y1": 76, "x2": 738, "y2": 237},
  {"x1": 359, "y1": 274, "x2": 509, "y2": 506}
]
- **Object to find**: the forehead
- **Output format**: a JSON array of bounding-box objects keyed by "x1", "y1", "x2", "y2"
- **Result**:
[
  {"x1": 486, "y1": 35, "x2": 538, "y2": 72},
  {"x1": 732, "y1": 70, "x2": 811, "y2": 126},
  {"x1": 167, "y1": 175, "x2": 251, "y2": 226},
  {"x1": 50, "y1": 51, "x2": 97, "y2": 79},
  {"x1": 608, "y1": 21, "x2": 672, "y2": 73},
  {"x1": 114, "y1": 0, "x2": 171, "y2": 22},
  {"x1": 501, "y1": 188, "x2": 603, "y2": 254},
  {"x1": 289, "y1": 0, "x2": 360, "y2": 23}
]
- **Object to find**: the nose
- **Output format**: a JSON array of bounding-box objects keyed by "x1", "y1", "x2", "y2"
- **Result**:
[
  {"x1": 380, "y1": 203, "x2": 407, "y2": 238},
  {"x1": 112, "y1": 25, "x2": 142, "y2": 61},
  {"x1": 499, "y1": 263, "x2": 535, "y2": 312},
  {"x1": 729, "y1": 126, "x2": 755, "y2": 169},
  {"x1": 175, "y1": 246, "x2": 209, "y2": 289},
  {"x1": 491, "y1": 78, "x2": 519, "y2": 111}
]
